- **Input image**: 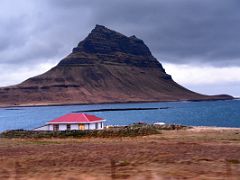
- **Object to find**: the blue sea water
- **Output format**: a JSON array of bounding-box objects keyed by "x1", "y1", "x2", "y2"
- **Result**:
[{"x1": 0, "y1": 100, "x2": 240, "y2": 132}]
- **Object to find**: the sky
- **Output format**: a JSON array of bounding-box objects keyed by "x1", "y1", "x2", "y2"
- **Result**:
[{"x1": 0, "y1": 0, "x2": 240, "y2": 97}]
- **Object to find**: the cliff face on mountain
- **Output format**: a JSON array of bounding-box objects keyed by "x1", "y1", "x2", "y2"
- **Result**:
[{"x1": 0, "y1": 25, "x2": 233, "y2": 106}]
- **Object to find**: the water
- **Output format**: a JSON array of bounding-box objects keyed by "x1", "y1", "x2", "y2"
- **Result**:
[{"x1": 0, "y1": 100, "x2": 240, "y2": 132}]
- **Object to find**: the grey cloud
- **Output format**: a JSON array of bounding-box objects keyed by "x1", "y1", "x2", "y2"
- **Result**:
[
  {"x1": 1, "y1": 0, "x2": 240, "y2": 67},
  {"x1": 85, "y1": 0, "x2": 240, "y2": 66}
]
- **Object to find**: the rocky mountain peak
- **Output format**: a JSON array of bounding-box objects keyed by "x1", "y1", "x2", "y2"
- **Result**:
[
  {"x1": 72, "y1": 25, "x2": 152, "y2": 56},
  {"x1": 58, "y1": 25, "x2": 164, "y2": 69},
  {"x1": 91, "y1": 24, "x2": 118, "y2": 35}
]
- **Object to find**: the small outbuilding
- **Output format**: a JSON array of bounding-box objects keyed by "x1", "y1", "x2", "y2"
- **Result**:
[{"x1": 34, "y1": 113, "x2": 105, "y2": 131}]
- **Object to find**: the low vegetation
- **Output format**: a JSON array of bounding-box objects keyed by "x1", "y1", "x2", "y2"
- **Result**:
[{"x1": 0, "y1": 124, "x2": 188, "y2": 139}]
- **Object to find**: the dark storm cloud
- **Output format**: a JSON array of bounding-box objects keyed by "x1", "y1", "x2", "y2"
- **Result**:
[{"x1": 1, "y1": 0, "x2": 240, "y2": 67}]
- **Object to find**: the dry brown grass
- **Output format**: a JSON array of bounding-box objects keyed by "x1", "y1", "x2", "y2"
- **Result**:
[{"x1": 0, "y1": 127, "x2": 240, "y2": 179}]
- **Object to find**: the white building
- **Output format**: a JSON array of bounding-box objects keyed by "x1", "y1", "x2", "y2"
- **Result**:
[{"x1": 34, "y1": 113, "x2": 105, "y2": 131}]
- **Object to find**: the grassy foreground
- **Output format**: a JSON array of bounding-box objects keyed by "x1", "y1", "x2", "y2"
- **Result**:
[{"x1": 0, "y1": 126, "x2": 239, "y2": 179}]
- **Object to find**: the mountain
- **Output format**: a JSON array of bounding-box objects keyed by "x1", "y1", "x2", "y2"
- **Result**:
[{"x1": 0, "y1": 25, "x2": 233, "y2": 107}]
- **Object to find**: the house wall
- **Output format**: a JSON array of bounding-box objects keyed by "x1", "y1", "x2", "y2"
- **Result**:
[
  {"x1": 59, "y1": 124, "x2": 67, "y2": 131},
  {"x1": 71, "y1": 124, "x2": 78, "y2": 130},
  {"x1": 84, "y1": 124, "x2": 88, "y2": 130},
  {"x1": 49, "y1": 124, "x2": 53, "y2": 131},
  {"x1": 87, "y1": 122, "x2": 104, "y2": 130},
  {"x1": 38, "y1": 121, "x2": 105, "y2": 131},
  {"x1": 88, "y1": 123, "x2": 96, "y2": 130},
  {"x1": 34, "y1": 125, "x2": 49, "y2": 131},
  {"x1": 99, "y1": 122, "x2": 104, "y2": 129}
]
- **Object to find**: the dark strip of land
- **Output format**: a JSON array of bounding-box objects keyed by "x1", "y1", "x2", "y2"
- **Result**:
[
  {"x1": 4, "y1": 108, "x2": 23, "y2": 111},
  {"x1": 73, "y1": 107, "x2": 170, "y2": 113}
]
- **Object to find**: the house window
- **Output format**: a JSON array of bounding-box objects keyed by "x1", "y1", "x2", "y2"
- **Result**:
[
  {"x1": 53, "y1": 124, "x2": 59, "y2": 131},
  {"x1": 67, "y1": 124, "x2": 71, "y2": 131},
  {"x1": 79, "y1": 124, "x2": 85, "y2": 130},
  {"x1": 100, "y1": 122, "x2": 103, "y2": 128},
  {"x1": 95, "y1": 123, "x2": 98, "y2": 129}
]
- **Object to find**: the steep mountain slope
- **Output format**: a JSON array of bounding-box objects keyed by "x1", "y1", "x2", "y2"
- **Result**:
[{"x1": 0, "y1": 25, "x2": 232, "y2": 106}]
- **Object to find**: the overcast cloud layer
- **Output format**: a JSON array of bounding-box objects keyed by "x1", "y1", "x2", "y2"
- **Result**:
[{"x1": 0, "y1": 0, "x2": 240, "y2": 96}]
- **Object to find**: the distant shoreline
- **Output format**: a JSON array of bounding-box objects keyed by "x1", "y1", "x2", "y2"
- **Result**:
[{"x1": 0, "y1": 98, "x2": 237, "y2": 109}]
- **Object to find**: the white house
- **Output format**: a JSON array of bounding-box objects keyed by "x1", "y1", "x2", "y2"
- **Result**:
[{"x1": 34, "y1": 113, "x2": 105, "y2": 131}]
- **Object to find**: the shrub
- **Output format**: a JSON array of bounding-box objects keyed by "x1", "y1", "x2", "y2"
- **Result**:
[{"x1": 0, "y1": 124, "x2": 188, "y2": 139}]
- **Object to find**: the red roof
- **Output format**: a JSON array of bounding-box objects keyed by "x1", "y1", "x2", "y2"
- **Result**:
[{"x1": 48, "y1": 113, "x2": 104, "y2": 124}]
